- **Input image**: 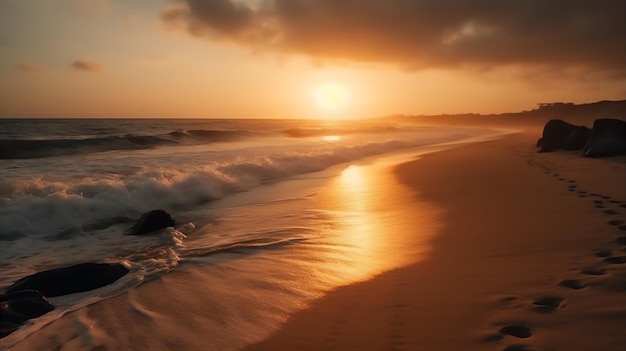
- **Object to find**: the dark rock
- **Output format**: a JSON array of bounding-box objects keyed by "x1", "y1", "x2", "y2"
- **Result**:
[
  {"x1": 563, "y1": 125, "x2": 592, "y2": 150},
  {"x1": 0, "y1": 290, "x2": 54, "y2": 338},
  {"x1": 538, "y1": 119, "x2": 590, "y2": 152},
  {"x1": 535, "y1": 138, "x2": 543, "y2": 147},
  {"x1": 5, "y1": 262, "x2": 129, "y2": 298},
  {"x1": 584, "y1": 119, "x2": 626, "y2": 157},
  {"x1": 130, "y1": 209, "x2": 175, "y2": 235}
]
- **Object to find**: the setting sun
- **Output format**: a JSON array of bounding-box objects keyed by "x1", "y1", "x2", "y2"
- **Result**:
[{"x1": 315, "y1": 83, "x2": 348, "y2": 111}]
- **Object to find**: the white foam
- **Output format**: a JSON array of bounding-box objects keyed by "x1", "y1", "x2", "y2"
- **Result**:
[{"x1": 1, "y1": 125, "x2": 494, "y2": 240}]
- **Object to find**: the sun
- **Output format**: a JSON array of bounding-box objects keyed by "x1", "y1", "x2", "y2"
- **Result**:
[{"x1": 315, "y1": 83, "x2": 348, "y2": 111}]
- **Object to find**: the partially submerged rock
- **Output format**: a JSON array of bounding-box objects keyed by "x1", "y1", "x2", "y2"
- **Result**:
[
  {"x1": 0, "y1": 209, "x2": 178, "y2": 338},
  {"x1": 5, "y1": 262, "x2": 129, "y2": 298},
  {"x1": 130, "y1": 209, "x2": 176, "y2": 235},
  {"x1": 0, "y1": 290, "x2": 54, "y2": 338}
]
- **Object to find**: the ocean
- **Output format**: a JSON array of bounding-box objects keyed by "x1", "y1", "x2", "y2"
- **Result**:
[{"x1": 0, "y1": 118, "x2": 503, "y2": 350}]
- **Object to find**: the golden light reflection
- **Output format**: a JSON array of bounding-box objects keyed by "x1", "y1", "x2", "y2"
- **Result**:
[
  {"x1": 337, "y1": 165, "x2": 377, "y2": 267},
  {"x1": 312, "y1": 162, "x2": 440, "y2": 284},
  {"x1": 340, "y1": 165, "x2": 365, "y2": 192}
]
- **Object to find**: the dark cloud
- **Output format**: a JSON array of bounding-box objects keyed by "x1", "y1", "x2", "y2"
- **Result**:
[
  {"x1": 161, "y1": 0, "x2": 625, "y2": 75},
  {"x1": 71, "y1": 60, "x2": 104, "y2": 72}
]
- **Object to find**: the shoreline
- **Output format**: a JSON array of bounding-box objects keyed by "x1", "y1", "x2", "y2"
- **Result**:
[
  {"x1": 247, "y1": 131, "x2": 625, "y2": 351},
  {"x1": 3, "y1": 128, "x2": 624, "y2": 351}
]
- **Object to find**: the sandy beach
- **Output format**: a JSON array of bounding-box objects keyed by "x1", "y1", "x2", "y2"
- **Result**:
[
  {"x1": 3, "y1": 121, "x2": 624, "y2": 351},
  {"x1": 3, "y1": 1, "x2": 624, "y2": 350},
  {"x1": 248, "y1": 130, "x2": 625, "y2": 351}
]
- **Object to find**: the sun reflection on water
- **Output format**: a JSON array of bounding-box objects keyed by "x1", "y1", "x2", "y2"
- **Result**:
[{"x1": 313, "y1": 162, "x2": 440, "y2": 283}]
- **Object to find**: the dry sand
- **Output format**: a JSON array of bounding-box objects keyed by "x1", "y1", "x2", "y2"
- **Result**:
[{"x1": 248, "y1": 131, "x2": 626, "y2": 351}]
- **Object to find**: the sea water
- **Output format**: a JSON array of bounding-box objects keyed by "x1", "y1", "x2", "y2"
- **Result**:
[{"x1": 0, "y1": 118, "x2": 502, "y2": 349}]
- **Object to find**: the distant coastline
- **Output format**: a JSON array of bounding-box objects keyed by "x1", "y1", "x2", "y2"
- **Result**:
[
  {"x1": 1, "y1": 100, "x2": 624, "y2": 122},
  {"x1": 390, "y1": 99, "x2": 626, "y2": 127}
]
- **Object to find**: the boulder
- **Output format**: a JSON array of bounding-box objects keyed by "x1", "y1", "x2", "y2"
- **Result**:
[
  {"x1": 538, "y1": 119, "x2": 591, "y2": 152},
  {"x1": 584, "y1": 119, "x2": 626, "y2": 157},
  {"x1": 0, "y1": 290, "x2": 54, "y2": 338},
  {"x1": 5, "y1": 262, "x2": 129, "y2": 298},
  {"x1": 130, "y1": 209, "x2": 175, "y2": 235}
]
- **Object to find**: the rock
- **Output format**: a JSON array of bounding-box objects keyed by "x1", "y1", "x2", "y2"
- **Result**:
[
  {"x1": 537, "y1": 119, "x2": 590, "y2": 152},
  {"x1": 562, "y1": 125, "x2": 592, "y2": 151},
  {"x1": 0, "y1": 290, "x2": 54, "y2": 338},
  {"x1": 5, "y1": 262, "x2": 129, "y2": 298},
  {"x1": 584, "y1": 119, "x2": 626, "y2": 157},
  {"x1": 130, "y1": 209, "x2": 176, "y2": 235}
]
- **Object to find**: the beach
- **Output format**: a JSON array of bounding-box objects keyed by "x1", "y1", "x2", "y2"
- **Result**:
[
  {"x1": 2, "y1": 119, "x2": 625, "y2": 351},
  {"x1": 247, "y1": 131, "x2": 625, "y2": 351},
  {"x1": 3, "y1": 1, "x2": 625, "y2": 349}
]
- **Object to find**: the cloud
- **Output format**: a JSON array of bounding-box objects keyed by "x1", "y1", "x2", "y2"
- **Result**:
[
  {"x1": 72, "y1": 60, "x2": 104, "y2": 72},
  {"x1": 161, "y1": 0, "x2": 625, "y2": 76},
  {"x1": 16, "y1": 61, "x2": 39, "y2": 73}
]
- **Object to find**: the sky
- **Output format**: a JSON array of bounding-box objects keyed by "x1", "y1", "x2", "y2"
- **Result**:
[{"x1": 0, "y1": 0, "x2": 624, "y2": 119}]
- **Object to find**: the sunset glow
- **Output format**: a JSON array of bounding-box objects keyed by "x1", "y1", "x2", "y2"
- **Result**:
[
  {"x1": 0, "y1": 2, "x2": 624, "y2": 349},
  {"x1": 315, "y1": 83, "x2": 348, "y2": 111},
  {"x1": 0, "y1": 0, "x2": 623, "y2": 119},
  {"x1": 322, "y1": 135, "x2": 341, "y2": 141}
]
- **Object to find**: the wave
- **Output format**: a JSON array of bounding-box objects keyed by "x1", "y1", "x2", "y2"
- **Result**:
[
  {"x1": 0, "y1": 139, "x2": 407, "y2": 238},
  {"x1": 0, "y1": 129, "x2": 251, "y2": 159},
  {"x1": 0, "y1": 125, "x2": 501, "y2": 240}
]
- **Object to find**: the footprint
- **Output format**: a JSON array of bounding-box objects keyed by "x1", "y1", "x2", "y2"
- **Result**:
[
  {"x1": 580, "y1": 268, "x2": 607, "y2": 276},
  {"x1": 593, "y1": 200, "x2": 603, "y2": 204},
  {"x1": 595, "y1": 250, "x2": 612, "y2": 257},
  {"x1": 532, "y1": 296, "x2": 564, "y2": 313},
  {"x1": 608, "y1": 220, "x2": 624, "y2": 226},
  {"x1": 558, "y1": 279, "x2": 586, "y2": 290},
  {"x1": 499, "y1": 324, "x2": 532, "y2": 339},
  {"x1": 603, "y1": 256, "x2": 626, "y2": 264},
  {"x1": 618, "y1": 225, "x2": 626, "y2": 231},
  {"x1": 603, "y1": 210, "x2": 617, "y2": 215},
  {"x1": 617, "y1": 236, "x2": 626, "y2": 246}
]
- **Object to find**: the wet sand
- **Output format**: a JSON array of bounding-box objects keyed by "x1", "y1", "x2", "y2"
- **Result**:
[{"x1": 248, "y1": 131, "x2": 626, "y2": 351}]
